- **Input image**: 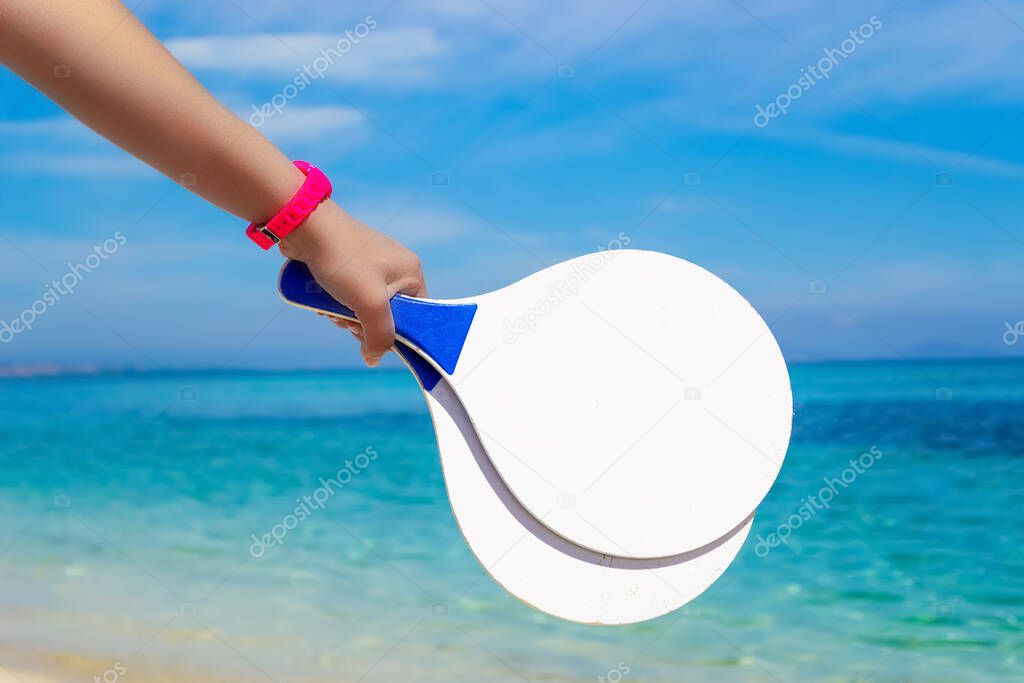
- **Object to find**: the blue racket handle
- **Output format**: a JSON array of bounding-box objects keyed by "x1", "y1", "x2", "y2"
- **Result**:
[{"x1": 279, "y1": 260, "x2": 477, "y2": 388}]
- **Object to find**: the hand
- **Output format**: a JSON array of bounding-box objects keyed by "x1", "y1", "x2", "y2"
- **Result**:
[{"x1": 278, "y1": 200, "x2": 427, "y2": 367}]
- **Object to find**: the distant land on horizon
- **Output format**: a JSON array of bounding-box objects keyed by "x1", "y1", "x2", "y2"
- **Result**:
[{"x1": 1, "y1": 353, "x2": 1022, "y2": 380}]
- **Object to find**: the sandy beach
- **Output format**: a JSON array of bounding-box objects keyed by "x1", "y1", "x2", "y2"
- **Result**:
[
  {"x1": 0, "y1": 645, "x2": 251, "y2": 683},
  {"x1": 0, "y1": 668, "x2": 58, "y2": 683}
]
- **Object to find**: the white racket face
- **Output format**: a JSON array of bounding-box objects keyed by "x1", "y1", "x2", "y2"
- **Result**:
[
  {"x1": 445, "y1": 250, "x2": 791, "y2": 559},
  {"x1": 278, "y1": 250, "x2": 790, "y2": 560},
  {"x1": 422, "y1": 375, "x2": 753, "y2": 625}
]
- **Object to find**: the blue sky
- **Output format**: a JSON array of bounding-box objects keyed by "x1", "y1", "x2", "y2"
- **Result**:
[{"x1": 1, "y1": 0, "x2": 1023, "y2": 370}]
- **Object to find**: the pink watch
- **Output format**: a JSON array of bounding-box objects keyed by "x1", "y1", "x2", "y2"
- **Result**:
[{"x1": 246, "y1": 161, "x2": 332, "y2": 249}]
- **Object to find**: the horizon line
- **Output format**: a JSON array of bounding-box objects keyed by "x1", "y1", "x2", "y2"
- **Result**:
[{"x1": 0, "y1": 355, "x2": 1021, "y2": 380}]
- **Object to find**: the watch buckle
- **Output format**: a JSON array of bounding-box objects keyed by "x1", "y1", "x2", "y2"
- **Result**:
[{"x1": 257, "y1": 225, "x2": 281, "y2": 244}]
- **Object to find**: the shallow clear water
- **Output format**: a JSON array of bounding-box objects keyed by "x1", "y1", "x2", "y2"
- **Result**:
[{"x1": 0, "y1": 360, "x2": 1021, "y2": 681}]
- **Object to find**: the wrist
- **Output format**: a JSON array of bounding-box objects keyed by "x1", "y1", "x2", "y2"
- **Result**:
[
  {"x1": 277, "y1": 200, "x2": 358, "y2": 266},
  {"x1": 245, "y1": 161, "x2": 331, "y2": 250}
]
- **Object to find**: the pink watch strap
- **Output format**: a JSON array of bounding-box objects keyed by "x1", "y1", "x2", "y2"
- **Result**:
[{"x1": 246, "y1": 161, "x2": 332, "y2": 250}]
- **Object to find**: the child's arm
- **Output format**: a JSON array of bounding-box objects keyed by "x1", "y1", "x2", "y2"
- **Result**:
[{"x1": 0, "y1": 0, "x2": 425, "y2": 366}]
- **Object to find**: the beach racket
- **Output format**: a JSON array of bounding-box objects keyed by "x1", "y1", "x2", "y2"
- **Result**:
[
  {"x1": 400, "y1": 361, "x2": 753, "y2": 624},
  {"x1": 280, "y1": 250, "x2": 791, "y2": 560}
]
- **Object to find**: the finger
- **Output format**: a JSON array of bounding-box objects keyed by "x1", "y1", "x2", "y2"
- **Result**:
[
  {"x1": 327, "y1": 316, "x2": 348, "y2": 330},
  {"x1": 353, "y1": 289, "x2": 395, "y2": 367},
  {"x1": 390, "y1": 275, "x2": 428, "y2": 299}
]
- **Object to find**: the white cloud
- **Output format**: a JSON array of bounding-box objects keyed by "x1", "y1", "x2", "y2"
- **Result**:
[
  {"x1": 834, "y1": 2, "x2": 1024, "y2": 101},
  {"x1": 0, "y1": 103, "x2": 364, "y2": 176},
  {"x1": 346, "y1": 197, "x2": 480, "y2": 247},
  {"x1": 0, "y1": 117, "x2": 87, "y2": 140},
  {"x1": 148, "y1": 1, "x2": 1024, "y2": 102},
  {"x1": 620, "y1": 118, "x2": 1024, "y2": 191},
  {"x1": 0, "y1": 153, "x2": 155, "y2": 178},
  {"x1": 766, "y1": 127, "x2": 1024, "y2": 179},
  {"x1": 166, "y1": 28, "x2": 449, "y2": 85},
  {"x1": 246, "y1": 105, "x2": 365, "y2": 143}
]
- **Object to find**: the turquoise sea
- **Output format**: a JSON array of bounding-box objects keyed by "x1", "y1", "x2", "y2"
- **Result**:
[{"x1": 0, "y1": 360, "x2": 1021, "y2": 681}]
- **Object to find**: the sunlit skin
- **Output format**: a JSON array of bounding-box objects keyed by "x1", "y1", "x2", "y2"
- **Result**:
[{"x1": 0, "y1": 0, "x2": 425, "y2": 366}]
